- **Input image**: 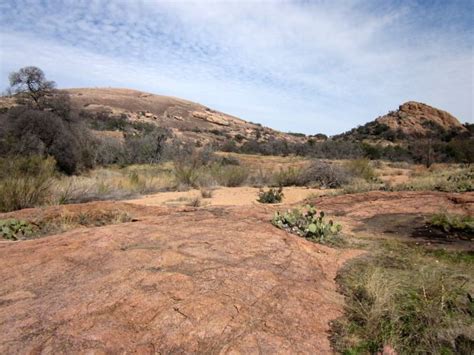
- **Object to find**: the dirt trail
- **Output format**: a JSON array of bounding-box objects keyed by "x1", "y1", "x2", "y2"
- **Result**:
[{"x1": 0, "y1": 191, "x2": 471, "y2": 353}]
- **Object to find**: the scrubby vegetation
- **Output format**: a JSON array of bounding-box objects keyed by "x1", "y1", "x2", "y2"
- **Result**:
[
  {"x1": 429, "y1": 213, "x2": 473, "y2": 238},
  {"x1": 258, "y1": 187, "x2": 284, "y2": 203},
  {"x1": 0, "y1": 67, "x2": 171, "y2": 174},
  {"x1": 272, "y1": 205, "x2": 342, "y2": 244},
  {"x1": 1, "y1": 209, "x2": 133, "y2": 240},
  {"x1": 332, "y1": 241, "x2": 473, "y2": 354},
  {"x1": 302, "y1": 160, "x2": 351, "y2": 188},
  {"x1": 0, "y1": 156, "x2": 56, "y2": 212},
  {"x1": 394, "y1": 165, "x2": 473, "y2": 192},
  {"x1": 345, "y1": 158, "x2": 377, "y2": 181},
  {"x1": 0, "y1": 66, "x2": 471, "y2": 216},
  {"x1": 273, "y1": 167, "x2": 305, "y2": 186}
]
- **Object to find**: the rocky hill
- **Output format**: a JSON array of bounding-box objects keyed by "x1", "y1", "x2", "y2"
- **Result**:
[
  {"x1": 63, "y1": 88, "x2": 307, "y2": 146},
  {"x1": 335, "y1": 101, "x2": 469, "y2": 142}
]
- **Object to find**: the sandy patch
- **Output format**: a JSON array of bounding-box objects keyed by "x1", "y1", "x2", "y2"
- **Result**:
[{"x1": 126, "y1": 186, "x2": 328, "y2": 207}]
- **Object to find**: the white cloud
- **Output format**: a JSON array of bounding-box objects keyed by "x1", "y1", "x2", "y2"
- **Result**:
[{"x1": 0, "y1": 0, "x2": 472, "y2": 135}]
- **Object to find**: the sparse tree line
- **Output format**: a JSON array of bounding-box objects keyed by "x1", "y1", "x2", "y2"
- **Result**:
[
  {"x1": 220, "y1": 124, "x2": 473, "y2": 167},
  {"x1": 0, "y1": 66, "x2": 472, "y2": 178}
]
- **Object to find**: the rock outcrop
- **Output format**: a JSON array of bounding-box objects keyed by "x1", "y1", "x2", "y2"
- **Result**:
[{"x1": 376, "y1": 101, "x2": 468, "y2": 137}]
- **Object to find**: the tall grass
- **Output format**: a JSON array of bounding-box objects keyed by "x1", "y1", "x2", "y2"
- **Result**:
[
  {"x1": 53, "y1": 165, "x2": 175, "y2": 203},
  {"x1": 332, "y1": 241, "x2": 473, "y2": 354},
  {"x1": 0, "y1": 156, "x2": 56, "y2": 212},
  {"x1": 210, "y1": 164, "x2": 249, "y2": 187},
  {"x1": 345, "y1": 158, "x2": 377, "y2": 181},
  {"x1": 272, "y1": 167, "x2": 304, "y2": 186}
]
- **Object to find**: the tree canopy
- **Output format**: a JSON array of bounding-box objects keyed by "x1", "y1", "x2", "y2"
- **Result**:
[{"x1": 8, "y1": 66, "x2": 56, "y2": 108}]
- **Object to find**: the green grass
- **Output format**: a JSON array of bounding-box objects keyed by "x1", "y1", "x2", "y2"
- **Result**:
[{"x1": 429, "y1": 213, "x2": 474, "y2": 236}]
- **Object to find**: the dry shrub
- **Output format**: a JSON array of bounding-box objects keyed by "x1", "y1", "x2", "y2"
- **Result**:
[
  {"x1": 186, "y1": 197, "x2": 202, "y2": 207},
  {"x1": 272, "y1": 167, "x2": 305, "y2": 186},
  {"x1": 248, "y1": 167, "x2": 273, "y2": 187},
  {"x1": 200, "y1": 188, "x2": 213, "y2": 198},
  {"x1": 0, "y1": 156, "x2": 56, "y2": 212},
  {"x1": 301, "y1": 160, "x2": 350, "y2": 188},
  {"x1": 173, "y1": 163, "x2": 201, "y2": 188},
  {"x1": 211, "y1": 164, "x2": 249, "y2": 187},
  {"x1": 52, "y1": 165, "x2": 175, "y2": 204},
  {"x1": 172, "y1": 145, "x2": 215, "y2": 188}
]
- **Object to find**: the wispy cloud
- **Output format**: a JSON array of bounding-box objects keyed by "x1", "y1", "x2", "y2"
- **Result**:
[{"x1": 0, "y1": 0, "x2": 472, "y2": 134}]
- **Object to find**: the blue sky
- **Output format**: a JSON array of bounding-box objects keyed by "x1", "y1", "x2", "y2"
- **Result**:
[{"x1": 0, "y1": 0, "x2": 472, "y2": 135}]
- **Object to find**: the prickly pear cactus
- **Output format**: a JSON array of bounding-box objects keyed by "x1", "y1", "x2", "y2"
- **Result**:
[
  {"x1": 0, "y1": 219, "x2": 34, "y2": 240},
  {"x1": 272, "y1": 204, "x2": 342, "y2": 243}
]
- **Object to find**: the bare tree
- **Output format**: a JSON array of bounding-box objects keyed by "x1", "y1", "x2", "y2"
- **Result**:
[{"x1": 8, "y1": 66, "x2": 56, "y2": 109}]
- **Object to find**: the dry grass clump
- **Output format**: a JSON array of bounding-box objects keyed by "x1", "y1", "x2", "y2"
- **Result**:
[
  {"x1": 272, "y1": 166, "x2": 305, "y2": 186},
  {"x1": 53, "y1": 165, "x2": 174, "y2": 203},
  {"x1": 41, "y1": 210, "x2": 132, "y2": 235},
  {"x1": 200, "y1": 188, "x2": 214, "y2": 198},
  {"x1": 0, "y1": 156, "x2": 56, "y2": 212},
  {"x1": 186, "y1": 197, "x2": 202, "y2": 207},
  {"x1": 210, "y1": 164, "x2": 249, "y2": 187},
  {"x1": 332, "y1": 241, "x2": 474, "y2": 354},
  {"x1": 341, "y1": 179, "x2": 386, "y2": 194},
  {"x1": 173, "y1": 162, "x2": 202, "y2": 188},
  {"x1": 1, "y1": 209, "x2": 133, "y2": 240},
  {"x1": 248, "y1": 167, "x2": 274, "y2": 187},
  {"x1": 345, "y1": 158, "x2": 378, "y2": 181}
]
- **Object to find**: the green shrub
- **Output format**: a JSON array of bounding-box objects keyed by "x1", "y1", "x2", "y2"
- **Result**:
[
  {"x1": 445, "y1": 169, "x2": 473, "y2": 192},
  {"x1": 0, "y1": 219, "x2": 35, "y2": 240},
  {"x1": 258, "y1": 187, "x2": 284, "y2": 203},
  {"x1": 272, "y1": 204, "x2": 341, "y2": 243},
  {"x1": 346, "y1": 158, "x2": 377, "y2": 181},
  {"x1": 429, "y1": 213, "x2": 474, "y2": 236},
  {"x1": 0, "y1": 156, "x2": 56, "y2": 212}
]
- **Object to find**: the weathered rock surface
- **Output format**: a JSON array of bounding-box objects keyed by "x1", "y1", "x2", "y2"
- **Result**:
[
  {"x1": 376, "y1": 101, "x2": 467, "y2": 137},
  {"x1": 0, "y1": 203, "x2": 358, "y2": 354},
  {"x1": 54, "y1": 88, "x2": 305, "y2": 146},
  {"x1": 1, "y1": 191, "x2": 471, "y2": 353}
]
